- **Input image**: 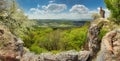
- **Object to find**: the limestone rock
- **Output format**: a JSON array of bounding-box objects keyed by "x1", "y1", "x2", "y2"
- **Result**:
[
  {"x1": 0, "y1": 27, "x2": 24, "y2": 61},
  {"x1": 87, "y1": 18, "x2": 120, "y2": 61},
  {"x1": 87, "y1": 18, "x2": 108, "y2": 58},
  {"x1": 96, "y1": 30, "x2": 120, "y2": 61},
  {"x1": 22, "y1": 50, "x2": 90, "y2": 61}
]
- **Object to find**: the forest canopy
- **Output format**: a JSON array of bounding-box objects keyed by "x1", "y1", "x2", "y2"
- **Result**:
[
  {"x1": 0, "y1": 0, "x2": 35, "y2": 36},
  {"x1": 104, "y1": 0, "x2": 120, "y2": 23}
]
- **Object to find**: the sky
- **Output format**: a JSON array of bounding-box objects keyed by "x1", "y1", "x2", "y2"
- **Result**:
[{"x1": 16, "y1": 0, "x2": 110, "y2": 19}]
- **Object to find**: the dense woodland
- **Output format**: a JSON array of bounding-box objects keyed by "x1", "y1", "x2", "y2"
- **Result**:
[{"x1": 0, "y1": 0, "x2": 120, "y2": 54}]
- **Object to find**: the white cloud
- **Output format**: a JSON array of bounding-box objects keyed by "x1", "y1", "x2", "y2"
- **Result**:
[
  {"x1": 49, "y1": 0, "x2": 55, "y2": 3},
  {"x1": 29, "y1": 3, "x2": 67, "y2": 15},
  {"x1": 30, "y1": 8, "x2": 36, "y2": 11},
  {"x1": 30, "y1": 8, "x2": 46, "y2": 14},
  {"x1": 70, "y1": 4, "x2": 89, "y2": 14},
  {"x1": 28, "y1": 7, "x2": 94, "y2": 19},
  {"x1": 49, "y1": 1, "x2": 54, "y2": 3},
  {"x1": 27, "y1": 3, "x2": 110, "y2": 19},
  {"x1": 42, "y1": 3, "x2": 67, "y2": 12},
  {"x1": 104, "y1": 9, "x2": 110, "y2": 18},
  {"x1": 27, "y1": 12, "x2": 92, "y2": 19}
]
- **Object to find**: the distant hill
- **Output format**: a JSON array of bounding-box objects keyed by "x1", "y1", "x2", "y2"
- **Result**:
[{"x1": 32, "y1": 19, "x2": 91, "y2": 28}]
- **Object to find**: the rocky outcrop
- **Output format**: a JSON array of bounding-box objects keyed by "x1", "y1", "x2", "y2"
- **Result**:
[
  {"x1": 96, "y1": 30, "x2": 120, "y2": 61},
  {"x1": 87, "y1": 18, "x2": 120, "y2": 61},
  {"x1": 0, "y1": 26, "x2": 24, "y2": 61},
  {"x1": 0, "y1": 18, "x2": 120, "y2": 61},
  {"x1": 21, "y1": 50, "x2": 90, "y2": 61},
  {"x1": 87, "y1": 18, "x2": 109, "y2": 59},
  {"x1": 88, "y1": 19, "x2": 103, "y2": 54}
]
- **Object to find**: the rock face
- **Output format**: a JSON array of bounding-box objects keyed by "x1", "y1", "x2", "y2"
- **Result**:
[
  {"x1": 96, "y1": 30, "x2": 120, "y2": 61},
  {"x1": 88, "y1": 20, "x2": 103, "y2": 54},
  {"x1": 113, "y1": 30, "x2": 120, "y2": 60},
  {"x1": 87, "y1": 18, "x2": 120, "y2": 61},
  {"x1": 0, "y1": 26, "x2": 23, "y2": 61},
  {"x1": 21, "y1": 50, "x2": 90, "y2": 61},
  {"x1": 87, "y1": 18, "x2": 108, "y2": 59}
]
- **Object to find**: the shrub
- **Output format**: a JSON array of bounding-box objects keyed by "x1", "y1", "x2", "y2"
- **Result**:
[
  {"x1": 30, "y1": 45, "x2": 48, "y2": 54},
  {"x1": 104, "y1": 0, "x2": 120, "y2": 24},
  {"x1": 99, "y1": 28, "x2": 108, "y2": 39}
]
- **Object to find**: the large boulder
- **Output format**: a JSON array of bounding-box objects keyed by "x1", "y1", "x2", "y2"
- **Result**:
[
  {"x1": 96, "y1": 30, "x2": 120, "y2": 61},
  {"x1": 87, "y1": 18, "x2": 109, "y2": 58},
  {"x1": 0, "y1": 25, "x2": 24, "y2": 61},
  {"x1": 86, "y1": 18, "x2": 120, "y2": 61},
  {"x1": 22, "y1": 50, "x2": 90, "y2": 61}
]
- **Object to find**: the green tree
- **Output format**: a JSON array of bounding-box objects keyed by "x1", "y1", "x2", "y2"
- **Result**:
[
  {"x1": 104, "y1": 0, "x2": 120, "y2": 23},
  {"x1": 0, "y1": 0, "x2": 35, "y2": 36},
  {"x1": 0, "y1": 0, "x2": 9, "y2": 16}
]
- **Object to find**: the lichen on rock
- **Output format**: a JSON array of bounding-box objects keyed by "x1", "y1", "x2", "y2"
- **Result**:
[
  {"x1": 96, "y1": 29, "x2": 120, "y2": 61},
  {"x1": 0, "y1": 25, "x2": 24, "y2": 61}
]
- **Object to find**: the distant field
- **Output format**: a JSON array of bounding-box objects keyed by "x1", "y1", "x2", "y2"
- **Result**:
[{"x1": 32, "y1": 19, "x2": 91, "y2": 28}]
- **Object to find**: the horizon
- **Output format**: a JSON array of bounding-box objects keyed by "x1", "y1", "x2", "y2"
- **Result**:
[
  {"x1": 31, "y1": 18, "x2": 92, "y2": 21},
  {"x1": 16, "y1": 0, "x2": 110, "y2": 20}
]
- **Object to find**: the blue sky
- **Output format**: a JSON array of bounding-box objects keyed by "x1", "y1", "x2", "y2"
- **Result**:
[{"x1": 16, "y1": 0, "x2": 109, "y2": 19}]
